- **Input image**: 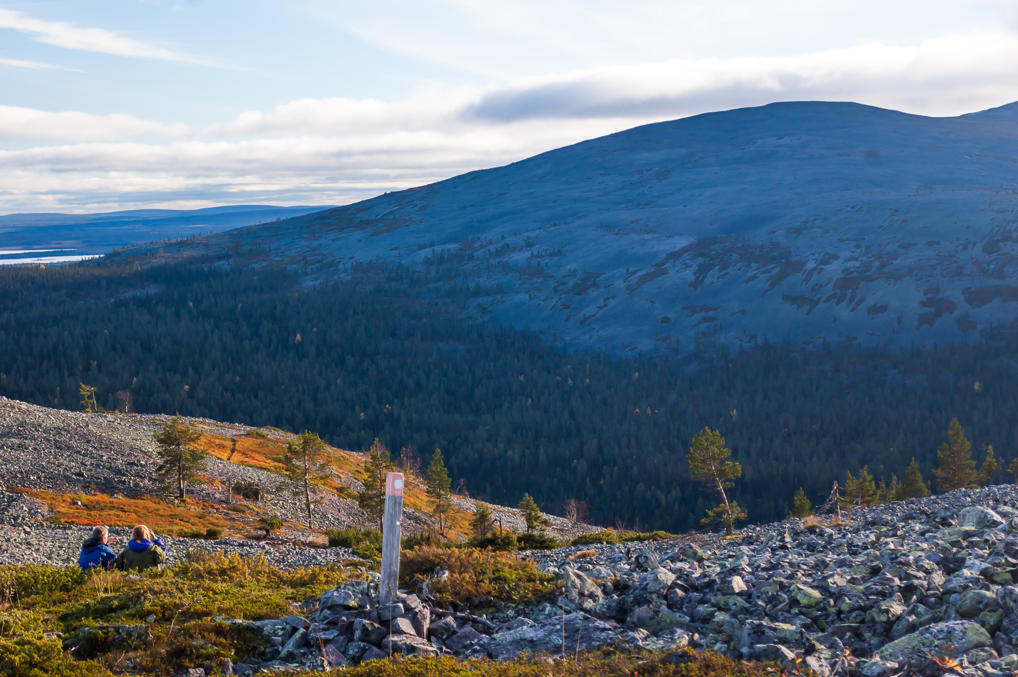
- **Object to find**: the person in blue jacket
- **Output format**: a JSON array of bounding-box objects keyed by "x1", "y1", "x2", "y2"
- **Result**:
[{"x1": 78, "y1": 526, "x2": 119, "y2": 571}]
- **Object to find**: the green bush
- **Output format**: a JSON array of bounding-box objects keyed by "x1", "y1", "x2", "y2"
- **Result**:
[
  {"x1": 204, "y1": 527, "x2": 224, "y2": 540},
  {"x1": 467, "y1": 533, "x2": 519, "y2": 551},
  {"x1": 516, "y1": 532, "x2": 560, "y2": 550},
  {"x1": 259, "y1": 517, "x2": 282, "y2": 535},
  {"x1": 0, "y1": 636, "x2": 110, "y2": 677},
  {"x1": 570, "y1": 530, "x2": 676, "y2": 547},
  {"x1": 0, "y1": 566, "x2": 84, "y2": 603},
  {"x1": 326, "y1": 528, "x2": 382, "y2": 560}
]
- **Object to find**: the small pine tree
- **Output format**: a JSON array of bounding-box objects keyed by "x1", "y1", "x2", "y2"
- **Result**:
[
  {"x1": 79, "y1": 383, "x2": 98, "y2": 413},
  {"x1": 789, "y1": 487, "x2": 813, "y2": 518},
  {"x1": 282, "y1": 430, "x2": 332, "y2": 528},
  {"x1": 1009, "y1": 456, "x2": 1018, "y2": 485},
  {"x1": 426, "y1": 448, "x2": 453, "y2": 534},
  {"x1": 881, "y1": 474, "x2": 901, "y2": 504},
  {"x1": 153, "y1": 415, "x2": 204, "y2": 501},
  {"x1": 900, "y1": 458, "x2": 931, "y2": 498},
  {"x1": 471, "y1": 503, "x2": 494, "y2": 538},
  {"x1": 933, "y1": 418, "x2": 977, "y2": 492},
  {"x1": 357, "y1": 439, "x2": 391, "y2": 530},
  {"x1": 518, "y1": 493, "x2": 548, "y2": 533},
  {"x1": 687, "y1": 426, "x2": 744, "y2": 535},
  {"x1": 979, "y1": 445, "x2": 1000, "y2": 485},
  {"x1": 840, "y1": 466, "x2": 876, "y2": 510}
]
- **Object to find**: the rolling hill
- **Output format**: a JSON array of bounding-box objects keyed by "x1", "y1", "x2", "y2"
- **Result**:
[{"x1": 124, "y1": 101, "x2": 1018, "y2": 353}]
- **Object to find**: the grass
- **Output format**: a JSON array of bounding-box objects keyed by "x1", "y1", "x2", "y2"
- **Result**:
[{"x1": 0, "y1": 556, "x2": 792, "y2": 676}]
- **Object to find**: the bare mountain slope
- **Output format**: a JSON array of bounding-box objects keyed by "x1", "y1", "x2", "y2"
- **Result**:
[{"x1": 124, "y1": 101, "x2": 1018, "y2": 353}]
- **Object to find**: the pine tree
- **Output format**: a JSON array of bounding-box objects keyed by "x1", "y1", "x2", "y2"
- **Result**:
[
  {"x1": 882, "y1": 474, "x2": 901, "y2": 504},
  {"x1": 282, "y1": 430, "x2": 332, "y2": 528},
  {"x1": 518, "y1": 493, "x2": 548, "y2": 533},
  {"x1": 789, "y1": 487, "x2": 813, "y2": 518},
  {"x1": 153, "y1": 415, "x2": 204, "y2": 501},
  {"x1": 687, "y1": 426, "x2": 745, "y2": 535},
  {"x1": 357, "y1": 438, "x2": 391, "y2": 530},
  {"x1": 933, "y1": 418, "x2": 977, "y2": 492},
  {"x1": 471, "y1": 503, "x2": 494, "y2": 538},
  {"x1": 900, "y1": 458, "x2": 931, "y2": 498},
  {"x1": 79, "y1": 383, "x2": 98, "y2": 413},
  {"x1": 840, "y1": 466, "x2": 876, "y2": 510},
  {"x1": 426, "y1": 448, "x2": 453, "y2": 534},
  {"x1": 979, "y1": 445, "x2": 1000, "y2": 485}
]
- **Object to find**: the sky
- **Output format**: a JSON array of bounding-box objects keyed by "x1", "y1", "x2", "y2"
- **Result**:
[{"x1": 2, "y1": 0, "x2": 1018, "y2": 213}]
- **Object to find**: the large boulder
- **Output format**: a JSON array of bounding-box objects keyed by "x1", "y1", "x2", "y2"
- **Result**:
[
  {"x1": 875, "y1": 620, "x2": 992, "y2": 662},
  {"x1": 486, "y1": 612, "x2": 620, "y2": 660},
  {"x1": 563, "y1": 567, "x2": 605, "y2": 611},
  {"x1": 957, "y1": 506, "x2": 1006, "y2": 530}
]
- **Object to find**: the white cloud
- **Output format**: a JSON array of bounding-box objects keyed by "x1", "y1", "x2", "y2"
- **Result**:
[
  {"x1": 0, "y1": 55, "x2": 77, "y2": 71},
  {"x1": 0, "y1": 8, "x2": 211, "y2": 64},
  {"x1": 0, "y1": 106, "x2": 190, "y2": 141},
  {"x1": 3, "y1": 27, "x2": 1018, "y2": 211}
]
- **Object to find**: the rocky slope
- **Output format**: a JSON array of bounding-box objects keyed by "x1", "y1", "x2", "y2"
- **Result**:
[
  {"x1": 203, "y1": 485, "x2": 1018, "y2": 676},
  {"x1": 121, "y1": 101, "x2": 1018, "y2": 354},
  {"x1": 0, "y1": 396, "x2": 593, "y2": 566}
]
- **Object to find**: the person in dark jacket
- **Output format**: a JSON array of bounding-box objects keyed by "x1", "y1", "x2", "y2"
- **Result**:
[
  {"x1": 115, "y1": 524, "x2": 167, "y2": 571},
  {"x1": 78, "y1": 525, "x2": 119, "y2": 571}
]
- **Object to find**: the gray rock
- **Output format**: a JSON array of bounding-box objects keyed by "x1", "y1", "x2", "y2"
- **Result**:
[
  {"x1": 377, "y1": 602, "x2": 404, "y2": 623},
  {"x1": 563, "y1": 567, "x2": 604, "y2": 611},
  {"x1": 445, "y1": 626, "x2": 486, "y2": 653},
  {"x1": 958, "y1": 589, "x2": 998, "y2": 618},
  {"x1": 381, "y1": 633, "x2": 439, "y2": 657},
  {"x1": 958, "y1": 506, "x2": 1006, "y2": 530},
  {"x1": 429, "y1": 615, "x2": 458, "y2": 640},
  {"x1": 626, "y1": 603, "x2": 687, "y2": 633},
  {"x1": 390, "y1": 617, "x2": 417, "y2": 637},
  {"x1": 486, "y1": 612, "x2": 620, "y2": 660},
  {"x1": 875, "y1": 620, "x2": 993, "y2": 661}
]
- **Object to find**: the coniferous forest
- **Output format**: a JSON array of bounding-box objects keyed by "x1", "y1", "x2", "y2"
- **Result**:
[{"x1": 2, "y1": 258, "x2": 1017, "y2": 532}]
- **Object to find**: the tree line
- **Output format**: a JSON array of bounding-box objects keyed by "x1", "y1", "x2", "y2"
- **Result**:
[{"x1": 1, "y1": 259, "x2": 1016, "y2": 532}]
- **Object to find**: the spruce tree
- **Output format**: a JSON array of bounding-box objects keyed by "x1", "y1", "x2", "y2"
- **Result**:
[
  {"x1": 518, "y1": 493, "x2": 548, "y2": 533},
  {"x1": 979, "y1": 445, "x2": 1000, "y2": 485},
  {"x1": 789, "y1": 487, "x2": 813, "y2": 518},
  {"x1": 471, "y1": 503, "x2": 494, "y2": 538},
  {"x1": 153, "y1": 415, "x2": 204, "y2": 501},
  {"x1": 840, "y1": 466, "x2": 876, "y2": 510},
  {"x1": 357, "y1": 438, "x2": 390, "y2": 530},
  {"x1": 933, "y1": 418, "x2": 977, "y2": 492},
  {"x1": 426, "y1": 448, "x2": 453, "y2": 534},
  {"x1": 687, "y1": 426, "x2": 745, "y2": 535},
  {"x1": 900, "y1": 457, "x2": 931, "y2": 498},
  {"x1": 282, "y1": 430, "x2": 332, "y2": 527}
]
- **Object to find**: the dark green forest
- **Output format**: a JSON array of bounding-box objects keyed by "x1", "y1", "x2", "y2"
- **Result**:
[{"x1": 2, "y1": 260, "x2": 1016, "y2": 531}]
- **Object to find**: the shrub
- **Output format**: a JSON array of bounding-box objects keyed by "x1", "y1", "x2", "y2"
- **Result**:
[
  {"x1": 400, "y1": 546, "x2": 558, "y2": 608},
  {"x1": 0, "y1": 636, "x2": 111, "y2": 677},
  {"x1": 466, "y1": 533, "x2": 518, "y2": 551},
  {"x1": 568, "y1": 549, "x2": 598, "y2": 561},
  {"x1": 570, "y1": 530, "x2": 676, "y2": 547},
  {"x1": 231, "y1": 480, "x2": 263, "y2": 502},
  {"x1": 403, "y1": 531, "x2": 445, "y2": 550},
  {"x1": 516, "y1": 532, "x2": 560, "y2": 550},
  {"x1": 0, "y1": 566, "x2": 84, "y2": 604},
  {"x1": 205, "y1": 527, "x2": 224, "y2": 540},
  {"x1": 259, "y1": 517, "x2": 282, "y2": 536},
  {"x1": 326, "y1": 528, "x2": 382, "y2": 560}
]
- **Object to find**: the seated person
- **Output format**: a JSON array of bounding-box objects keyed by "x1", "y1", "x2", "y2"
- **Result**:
[
  {"x1": 78, "y1": 525, "x2": 119, "y2": 571},
  {"x1": 115, "y1": 524, "x2": 167, "y2": 571}
]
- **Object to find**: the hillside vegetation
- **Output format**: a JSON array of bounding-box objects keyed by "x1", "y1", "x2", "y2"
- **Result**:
[{"x1": 1, "y1": 261, "x2": 1016, "y2": 532}]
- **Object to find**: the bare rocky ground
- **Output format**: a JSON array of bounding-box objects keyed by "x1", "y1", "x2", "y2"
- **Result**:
[{"x1": 0, "y1": 396, "x2": 594, "y2": 568}]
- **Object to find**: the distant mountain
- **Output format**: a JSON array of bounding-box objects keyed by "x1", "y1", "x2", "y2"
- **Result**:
[
  {"x1": 0, "y1": 205, "x2": 331, "y2": 260},
  {"x1": 129, "y1": 101, "x2": 1018, "y2": 353}
]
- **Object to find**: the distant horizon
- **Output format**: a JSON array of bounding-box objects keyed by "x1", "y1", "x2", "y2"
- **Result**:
[
  {"x1": 3, "y1": 96, "x2": 1015, "y2": 217},
  {"x1": 3, "y1": 0, "x2": 1018, "y2": 212}
]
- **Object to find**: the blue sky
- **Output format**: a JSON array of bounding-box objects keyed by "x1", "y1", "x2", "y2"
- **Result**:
[{"x1": 2, "y1": 0, "x2": 1018, "y2": 212}]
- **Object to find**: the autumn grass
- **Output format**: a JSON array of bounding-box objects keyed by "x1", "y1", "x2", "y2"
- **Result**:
[{"x1": 20, "y1": 489, "x2": 234, "y2": 536}]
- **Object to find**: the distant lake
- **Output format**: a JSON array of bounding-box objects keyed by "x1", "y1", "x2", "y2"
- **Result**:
[{"x1": 0, "y1": 249, "x2": 102, "y2": 266}]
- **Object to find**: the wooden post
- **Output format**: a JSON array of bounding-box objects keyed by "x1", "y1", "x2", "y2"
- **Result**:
[{"x1": 380, "y1": 472, "x2": 404, "y2": 605}]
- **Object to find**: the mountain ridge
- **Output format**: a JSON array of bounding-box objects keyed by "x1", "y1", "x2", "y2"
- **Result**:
[{"x1": 122, "y1": 100, "x2": 1018, "y2": 354}]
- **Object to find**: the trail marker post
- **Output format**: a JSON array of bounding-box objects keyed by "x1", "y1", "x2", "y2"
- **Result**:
[{"x1": 380, "y1": 472, "x2": 404, "y2": 604}]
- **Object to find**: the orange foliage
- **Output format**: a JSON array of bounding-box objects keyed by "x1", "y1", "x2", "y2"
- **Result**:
[{"x1": 25, "y1": 489, "x2": 233, "y2": 535}]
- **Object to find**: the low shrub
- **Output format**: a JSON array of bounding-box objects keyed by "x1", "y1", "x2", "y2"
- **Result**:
[
  {"x1": 325, "y1": 528, "x2": 381, "y2": 560},
  {"x1": 0, "y1": 565, "x2": 84, "y2": 604},
  {"x1": 204, "y1": 527, "x2": 224, "y2": 540},
  {"x1": 259, "y1": 517, "x2": 282, "y2": 536},
  {"x1": 570, "y1": 529, "x2": 676, "y2": 546},
  {"x1": 231, "y1": 480, "x2": 263, "y2": 502},
  {"x1": 466, "y1": 533, "x2": 518, "y2": 551},
  {"x1": 400, "y1": 546, "x2": 558, "y2": 608},
  {"x1": 516, "y1": 532, "x2": 561, "y2": 550},
  {"x1": 0, "y1": 635, "x2": 111, "y2": 677}
]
